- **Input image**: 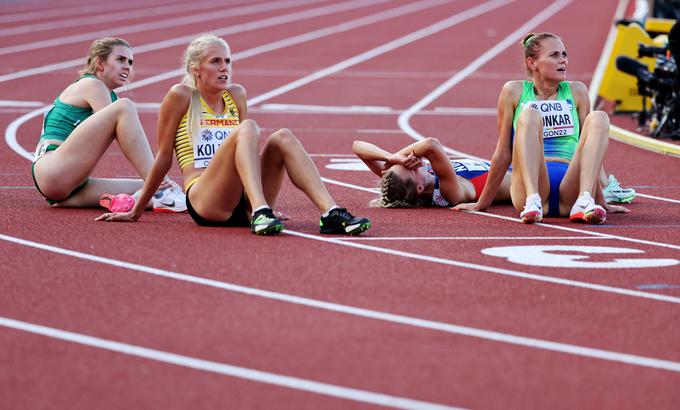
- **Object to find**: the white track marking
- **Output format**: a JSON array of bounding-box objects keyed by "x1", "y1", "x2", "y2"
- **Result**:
[
  {"x1": 0, "y1": 100, "x2": 44, "y2": 107},
  {"x1": 0, "y1": 316, "x2": 460, "y2": 410},
  {"x1": 319, "y1": 176, "x2": 680, "y2": 249},
  {"x1": 0, "y1": 0, "x2": 395, "y2": 83},
  {"x1": 0, "y1": 0, "x2": 263, "y2": 37},
  {"x1": 5, "y1": 106, "x2": 50, "y2": 161},
  {"x1": 4, "y1": 0, "x2": 447, "y2": 160},
  {"x1": 0, "y1": 0, "x2": 326, "y2": 56},
  {"x1": 397, "y1": 0, "x2": 573, "y2": 160},
  {"x1": 432, "y1": 107, "x2": 497, "y2": 115},
  {"x1": 248, "y1": 0, "x2": 514, "y2": 106},
  {"x1": 119, "y1": 0, "x2": 452, "y2": 92},
  {"x1": 1, "y1": 233, "x2": 680, "y2": 372},
  {"x1": 0, "y1": 1, "x2": 149, "y2": 24},
  {"x1": 588, "y1": 0, "x2": 629, "y2": 105},
  {"x1": 636, "y1": 193, "x2": 680, "y2": 204},
  {"x1": 463, "y1": 210, "x2": 680, "y2": 250},
  {"x1": 283, "y1": 230, "x2": 680, "y2": 303},
  {"x1": 320, "y1": 177, "x2": 379, "y2": 193},
  {"x1": 260, "y1": 103, "x2": 393, "y2": 113},
  {"x1": 338, "y1": 236, "x2": 606, "y2": 241},
  {"x1": 120, "y1": 102, "x2": 497, "y2": 117}
]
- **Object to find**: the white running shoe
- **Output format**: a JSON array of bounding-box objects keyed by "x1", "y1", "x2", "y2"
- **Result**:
[
  {"x1": 520, "y1": 193, "x2": 543, "y2": 224},
  {"x1": 603, "y1": 174, "x2": 636, "y2": 204},
  {"x1": 152, "y1": 180, "x2": 187, "y2": 213},
  {"x1": 569, "y1": 191, "x2": 606, "y2": 224}
]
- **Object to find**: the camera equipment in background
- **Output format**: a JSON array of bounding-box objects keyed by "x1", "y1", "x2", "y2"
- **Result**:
[{"x1": 615, "y1": 20, "x2": 680, "y2": 139}]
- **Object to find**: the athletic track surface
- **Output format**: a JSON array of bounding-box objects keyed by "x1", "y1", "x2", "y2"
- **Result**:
[{"x1": 1, "y1": 1, "x2": 679, "y2": 409}]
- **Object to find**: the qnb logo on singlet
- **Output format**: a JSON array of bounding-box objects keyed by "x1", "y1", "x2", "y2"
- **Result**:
[
  {"x1": 528, "y1": 99, "x2": 575, "y2": 138},
  {"x1": 193, "y1": 117, "x2": 238, "y2": 168},
  {"x1": 452, "y1": 159, "x2": 490, "y2": 175}
]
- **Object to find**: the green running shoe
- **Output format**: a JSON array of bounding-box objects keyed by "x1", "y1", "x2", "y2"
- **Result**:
[{"x1": 250, "y1": 208, "x2": 284, "y2": 235}]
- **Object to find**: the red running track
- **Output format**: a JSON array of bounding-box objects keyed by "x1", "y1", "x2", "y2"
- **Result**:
[{"x1": 1, "y1": 0, "x2": 679, "y2": 409}]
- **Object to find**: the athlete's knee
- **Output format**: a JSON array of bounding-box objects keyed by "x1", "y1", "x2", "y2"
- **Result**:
[
  {"x1": 112, "y1": 97, "x2": 135, "y2": 111},
  {"x1": 270, "y1": 128, "x2": 300, "y2": 147},
  {"x1": 239, "y1": 119, "x2": 259, "y2": 134},
  {"x1": 35, "y1": 175, "x2": 70, "y2": 201},
  {"x1": 234, "y1": 119, "x2": 260, "y2": 143},
  {"x1": 585, "y1": 110, "x2": 610, "y2": 132},
  {"x1": 517, "y1": 106, "x2": 541, "y2": 127},
  {"x1": 108, "y1": 98, "x2": 138, "y2": 119}
]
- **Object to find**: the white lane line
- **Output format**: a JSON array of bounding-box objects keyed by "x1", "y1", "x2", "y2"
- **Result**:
[
  {"x1": 321, "y1": 177, "x2": 379, "y2": 193},
  {"x1": 282, "y1": 230, "x2": 679, "y2": 303},
  {"x1": 0, "y1": 0, "x2": 148, "y2": 24},
  {"x1": 132, "y1": 102, "x2": 498, "y2": 117},
  {"x1": 0, "y1": 0, "x2": 392, "y2": 82},
  {"x1": 5, "y1": 106, "x2": 50, "y2": 161},
  {"x1": 248, "y1": 0, "x2": 514, "y2": 106},
  {"x1": 636, "y1": 193, "x2": 680, "y2": 204},
  {"x1": 337, "y1": 236, "x2": 606, "y2": 241},
  {"x1": 2, "y1": 233, "x2": 680, "y2": 372},
  {"x1": 0, "y1": 100, "x2": 45, "y2": 107},
  {"x1": 0, "y1": 0, "x2": 326, "y2": 56},
  {"x1": 4, "y1": 0, "x2": 452, "y2": 159},
  {"x1": 463, "y1": 210, "x2": 680, "y2": 251},
  {"x1": 317, "y1": 176, "x2": 680, "y2": 250},
  {"x1": 0, "y1": 316, "x2": 460, "y2": 410},
  {"x1": 397, "y1": 0, "x2": 573, "y2": 160},
  {"x1": 119, "y1": 0, "x2": 450, "y2": 92},
  {"x1": 0, "y1": 0, "x2": 257, "y2": 37},
  {"x1": 588, "y1": 0, "x2": 628, "y2": 105},
  {"x1": 260, "y1": 103, "x2": 393, "y2": 113}
]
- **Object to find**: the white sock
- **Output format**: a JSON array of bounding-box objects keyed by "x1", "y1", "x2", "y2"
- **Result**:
[
  {"x1": 322, "y1": 205, "x2": 340, "y2": 217},
  {"x1": 253, "y1": 205, "x2": 270, "y2": 214}
]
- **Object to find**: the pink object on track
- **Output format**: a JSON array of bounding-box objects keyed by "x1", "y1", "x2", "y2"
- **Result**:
[{"x1": 99, "y1": 193, "x2": 135, "y2": 212}]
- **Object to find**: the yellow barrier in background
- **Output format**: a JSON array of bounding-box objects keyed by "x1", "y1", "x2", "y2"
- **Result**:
[{"x1": 598, "y1": 22, "x2": 659, "y2": 112}]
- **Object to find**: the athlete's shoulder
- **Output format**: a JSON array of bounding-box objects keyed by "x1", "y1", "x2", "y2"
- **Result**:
[
  {"x1": 566, "y1": 81, "x2": 588, "y2": 96},
  {"x1": 502, "y1": 80, "x2": 524, "y2": 92},
  {"x1": 498, "y1": 80, "x2": 523, "y2": 109},
  {"x1": 168, "y1": 83, "x2": 193, "y2": 99},
  {"x1": 226, "y1": 83, "x2": 247, "y2": 104},
  {"x1": 566, "y1": 81, "x2": 589, "y2": 107},
  {"x1": 160, "y1": 84, "x2": 192, "y2": 116},
  {"x1": 500, "y1": 80, "x2": 524, "y2": 98}
]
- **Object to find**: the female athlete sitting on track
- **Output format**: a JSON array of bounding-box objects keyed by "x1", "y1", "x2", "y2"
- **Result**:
[
  {"x1": 96, "y1": 34, "x2": 371, "y2": 236},
  {"x1": 353, "y1": 138, "x2": 511, "y2": 208},
  {"x1": 31, "y1": 37, "x2": 185, "y2": 212},
  {"x1": 453, "y1": 32, "x2": 629, "y2": 224}
]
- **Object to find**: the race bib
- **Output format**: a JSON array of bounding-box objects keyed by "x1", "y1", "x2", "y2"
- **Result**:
[
  {"x1": 192, "y1": 118, "x2": 238, "y2": 168},
  {"x1": 527, "y1": 99, "x2": 575, "y2": 139},
  {"x1": 34, "y1": 142, "x2": 49, "y2": 161},
  {"x1": 452, "y1": 159, "x2": 491, "y2": 173}
]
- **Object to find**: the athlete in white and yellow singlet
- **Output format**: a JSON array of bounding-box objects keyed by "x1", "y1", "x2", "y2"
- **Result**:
[{"x1": 97, "y1": 34, "x2": 371, "y2": 236}]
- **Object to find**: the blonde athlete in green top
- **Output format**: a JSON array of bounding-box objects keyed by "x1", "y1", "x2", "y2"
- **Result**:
[
  {"x1": 454, "y1": 33, "x2": 629, "y2": 224},
  {"x1": 31, "y1": 37, "x2": 184, "y2": 210}
]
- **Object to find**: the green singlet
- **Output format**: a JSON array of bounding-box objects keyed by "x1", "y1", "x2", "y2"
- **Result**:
[
  {"x1": 512, "y1": 80, "x2": 580, "y2": 160},
  {"x1": 39, "y1": 74, "x2": 118, "y2": 142}
]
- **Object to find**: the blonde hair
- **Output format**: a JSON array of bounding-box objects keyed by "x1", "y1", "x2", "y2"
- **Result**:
[
  {"x1": 79, "y1": 37, "x2": 131, "y2": 76},
  {"x1": 182, "y1": 34, "x2": 231, "y2": 141},
  {"x1": 370, "y1": 170, "x2": 430, "y2": 208},
  {"x1": 521, "y1": 32, "x2": 561, "y2": 76}
]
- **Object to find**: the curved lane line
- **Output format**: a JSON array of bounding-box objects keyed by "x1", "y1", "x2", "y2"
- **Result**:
[
  {"x1": 397, "y1": 0, "x2": 572, "y2": 159},
  {"x1": 5, "y1": 0, "x2": 450, "y2": 159}
]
